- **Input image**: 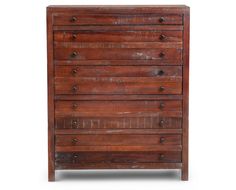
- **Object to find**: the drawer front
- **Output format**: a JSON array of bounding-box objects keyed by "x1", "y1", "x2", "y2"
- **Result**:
[
  {"x1": 56, "y1": 134, "x2": 181, "y2": 146},
  {"x1": 54, "y1": 31, "x2": 182, "y2": 42},
  {"x1": 55, "y1": 117, "x2": 182, "y2": 129},
  {"x1": 53, "y1": 14, "x2": 183, "y2": 26},
  {"x1": 54, "y1": 48, "x2": 182, "y2": 61},
  {"x1": 55, "y1": 77, "x2": 182, "y2": 95},
  {"x1": 55, "y1": 152, "x2": 182, "y2": 165},
  {"x1": 55, "y1": 66, "x2": 182, "y2": 77},
  {"x1": 55, "y1": 100, "x2": 182, "y2": 117}
]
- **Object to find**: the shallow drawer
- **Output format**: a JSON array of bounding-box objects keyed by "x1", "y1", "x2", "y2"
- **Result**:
[
  {"x1": 53, "y1": 14, "x2": 183, "y2": 26},
  {"x1": 54, "y1": 48, "x2": 182, "y2": 61},
  {"x1": 55, "y1": 100, "x2": 182, "y2": 117},
  {"x1": 56, "y1": 134, "x2": 181, "y2": 146},
  {"x1": 55, "y1": 116, "x2": 182, "y2": 129},
  {"x1": 55, "y1": 66, "x2": 182, "y2": 77},
  {"x1": 54, "y1": 30, "x2": 182, "y2": 42},
  {"x1": 55, "y1": 77, "x2": 182, "y2": 95},
  {"x1": 55, "y1": 152, "x2": 182, "y2": 165}
]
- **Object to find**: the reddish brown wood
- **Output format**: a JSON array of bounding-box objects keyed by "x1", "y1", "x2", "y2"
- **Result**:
[
  {"x1": 55, "y1": 116, "x2": 182, "y2": 129},
  {"x1": 47, "y1": 5, "x2": 189, "y2": 181},
  {"x1": 56, "y1": 134, "x2": 181, "y2": 146},
  {"x1": 53, "y1": 14, "x2": 182, "y2": 26},
  {"x1": 55, "y1": 152, "x2": 182, "y2": 166},
  {"x1": 54, "y1": 31, "x2": 182, "y2": 42}
]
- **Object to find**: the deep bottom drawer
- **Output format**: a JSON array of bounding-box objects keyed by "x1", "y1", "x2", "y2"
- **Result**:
[{"x1": 55, "y1": 151, "x2": 182, "y2": 166}]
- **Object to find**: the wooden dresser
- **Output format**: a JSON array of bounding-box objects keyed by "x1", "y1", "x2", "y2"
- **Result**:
[{"x1": 47, "y1": 5, "x2": 190, "y2": 181}]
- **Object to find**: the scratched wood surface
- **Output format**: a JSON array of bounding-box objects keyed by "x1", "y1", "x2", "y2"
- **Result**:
[
  {"x1": 55, "y1": 116, "x2": 182, "y2": 129},
  {"x1": 53, "y1": 14, "x2": 183, "y2": 25},
  {"x1": 47, "y1": 5, "x2": 189, "y2": 181}
]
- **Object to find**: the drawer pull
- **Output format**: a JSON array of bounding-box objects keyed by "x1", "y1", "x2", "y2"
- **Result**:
[
  {"x1": 72, "y1": 103, "x2": 78, "y2": 110},
  {"x1": 159, "y1": 34, "x2": 166, "y2": 41},
  {"x1": 70, "y1": 16, "x2": 77, "y2": 22},
  {"x1": 160, "y1": 137, "x2": 165, "y2": 144},
  {"x1": 72, "y1": 34, "x2": 77, "y2": 39},
  {"x1": 72, "y1": 68, "x2": 77, "y2": 75},
  {"x1": 159, "y1": 52, "x2": 165, "y2": 58},
  {"x1": 72, "y1": 138, "x2": 79, "y2": 144},
  {"x1": 159, "y1": 154, "x2": 165, "y2": 160},
  {"x1": 158, "y1": 70, "x2": 164, "y2": 76},
  {"x1": 159, "y1": 120, "x2": 165, "y2": 127},
  {"x1": 159, "y1": 17, "x2": 165, "y2": 23},
  {"x1": 72, "y1": 85, "x2": 78, "y2": 93},
  {"x1": 71, "y1": 51, "x2": 78, "y2": 58},
  {"x1": 159, "y1": 102, "x2": 165, "y2": 109},
  {"x1": 159, "y1": 86, "x2": 165, "y2": 92},
  {"x1": 72, "y1": 120, "x2": 78, "y2": 127}
]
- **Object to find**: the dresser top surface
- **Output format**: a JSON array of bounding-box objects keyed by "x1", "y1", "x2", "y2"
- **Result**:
[{"x1": 47, "y1": 5, "x2": 189, "y2": 14}]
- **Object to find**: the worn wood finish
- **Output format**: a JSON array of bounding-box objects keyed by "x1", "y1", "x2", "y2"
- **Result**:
[
  {"x1": 55, "y1": 116, "x2": 182, "y2": 129},
  {"x1": 55, "y1": 66, "x2": 182, "y2": 77},
  {"x1": 54, "y1": 31, "x2": 182, "y2": 42},
  {"x1": 53, "y1": 14, "x2": 183, "y2": 26},
  {"x1": 55, "y1": 152, "x2": 182, "y2": 165},
  {"x1": 55, "y1": 77, "x2": 182, "y2": 95},
  {"x1": 56, "y1": 134, "x2": 181, "y2": 146},
  {"x1": 47, "y1": 5, "x2": 189, "y2": 181}
]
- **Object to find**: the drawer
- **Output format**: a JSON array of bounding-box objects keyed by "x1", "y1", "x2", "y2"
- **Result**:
[
  {"x1": 56, "y1": 134, "x2": 181, "y2": 146},
  {"x1": 55, "y1": 66, "x2": 182, "y2": 77},
  {"x1": 54, "y1": 48, "x2": 182, "y2": 61},
  {"x1": 55, "y1": 152, "x2": 182, "y2": 165},
  {"x1": 55, "y1": 77, "x2": 182, "y2": 95},
  {"x1": 55, "y1": 100, "x2": 182, "y2": 117},
  {"x1": 54, "y1": 30, "x2": 182, "y2": 42},
  {"x1": 55, "y1": 116, "x2": 182, "y2": 129},
  {"x1": 53, "y1": 14, "x2": 183, "y2": 26}
]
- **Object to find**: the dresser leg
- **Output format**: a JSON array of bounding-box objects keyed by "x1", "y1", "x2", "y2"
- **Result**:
[
  {"x1": 181, "y1": 168, "x2": 188, "y2": 181},
  {"x1": 48, "y1": 170, "x2": 55, "y2": 181}
]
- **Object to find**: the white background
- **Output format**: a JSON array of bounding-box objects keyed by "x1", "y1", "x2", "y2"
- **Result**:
[{"x1": 0, "y1": 0, "x2": 236, "y2": 189}]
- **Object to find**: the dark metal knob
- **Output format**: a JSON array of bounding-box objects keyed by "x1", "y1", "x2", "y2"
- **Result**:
[
  {"x1": 159, "y1": 52, "x2": 165, "y2": 58},
  {"x1": 72, "y1": 34, "x2": 77, "y2": 39},
  {"x1": 159, "y1": 17, "x2": 165, "y2": 23},
  {"x1": 159, "y1": 102, "x2": 165, "y2": 109},
  {"x1": 160, "y1": 137, "x2": 165, "y2": 143},
  {"x1": 72, "y1": 138, "x2": 78, "y2": 143},
  {"x1": 71, "y1": 51, "x2": 78, "y2": 58},
  {"x1": 72, "y1": 103, "x2": 78, "y2": 109},
  {"x1": 159, "y1": 34, "x2": 166, "y2": 40},
  {"x1": 72, "y1": 68, "x2": 77, "y2": 75},
  {"x1": 72, "y1": 85, "x2": 78, "y2": 93},
  {"x1": 159, "y1": 86, "x2": 165, "y2": 92},
  {"x1": 159, "y1": 120, "x2": 165, "y2": 127},
  {"x1": 158, "y1": 70, "x2": 164, "y2": 76},
  {"x1": 71, "y1": 16, "x2": 77, "y2": 22},
  {"x1": 72, "y1": 120, "x2": 77, "y2": 125},
  {"x1": 159, "y1": 154, "x2": 165, "y2": 160}
]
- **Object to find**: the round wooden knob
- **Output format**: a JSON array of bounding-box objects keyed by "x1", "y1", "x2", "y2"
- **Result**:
[
  {"x1": 158, "y1": 70, "x2": 164, "y2": 76},
  {"x1": 159, "y1": 86, "x2": 165, "y2": 92},
  {"x1": 159, "y1": 154, "x2": 165, "y2": 160},
  {"x1": 159, "y1": 17, "x2": 165, "y2": 23},
  {"x1": 160, "y1": 137, "x2": 165, "y2": 143},
  {"x1": 72, "y1": 86, "x2": 78, "y2": 93},
  {"x1": 159, "y1": 120, "x2": 165, "y2": 127},
  {"x1": 159, "y1": 102, "x2": 165, "y2": 109},
  {"x1": 72, "y1": 68, "x2": 77, "y2": 75},
  {"x1": 72, "y1": 138, "x2": 78, "y2": 143},
  {"x1": 71, "y1": 16, "x2": 77, "y2": 22},
  {"x1": 72, "y1": 34, "x2": 77, "y2": 39},
  {"x1": 159, "y1": 34, "x2": 166, "y2": 40},
  {"x1": 71, "y1": 51, "x2": 78, "y2": 58},
  {"x1": 159, "y1": 52, "x2": 165, "y2": 58},
  {"x1": 72, "y1": 103, "x2": 78, "y2": 109}
]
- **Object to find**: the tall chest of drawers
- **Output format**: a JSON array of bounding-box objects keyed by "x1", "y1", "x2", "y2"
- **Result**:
[{"x1": 47, "y1": 5, "x2": 190, "y2": 181}]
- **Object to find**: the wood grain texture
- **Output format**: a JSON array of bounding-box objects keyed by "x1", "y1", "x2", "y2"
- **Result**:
[
  {"x1": 53, "y1": 14, "x2": 182, "y2": 26},
  {"x1": 47, "y1": 5, "x2": 189, "y2": 181}
]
